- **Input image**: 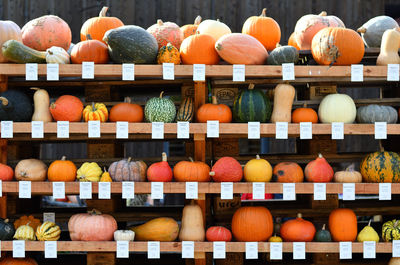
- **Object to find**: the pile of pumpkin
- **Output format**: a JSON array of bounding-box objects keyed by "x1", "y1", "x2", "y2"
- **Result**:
[{"x1": 1, "y1": 7, "x2": 399, "y2": 67}]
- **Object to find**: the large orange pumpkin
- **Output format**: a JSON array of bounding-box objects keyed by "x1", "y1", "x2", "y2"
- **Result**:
[
  {"x1": 0, "y1": 21, "x2": 22, "y2": 62},
  {"x1": 288, "y1": 32, "x2": 300, "y2": 50},
  {"x1": 280, "y1": 213, "x2": 316, "y2": 242},
  {"x1": 210, "y1": 157, "x2": 243, "y2": 182},
  {"x1": 147, "y1": 19, "x2": 183, "y2": 49},
  {"x1": 109, "y1": 98, "x2": 144, "y2": 122},
  {"x1": 22, "y1": 15, "x2": 71, "y2": 51},
  {"x1": 242, "y1": 8, "x2": 281, "y2": 51},
  {"x1": 196, "y1": 96, "x2": 232, "y2": 123},
  {"x1": 50, "y1": 95, "x2": 83, "y2": 122},
  {"x1": 292, "y1": 106, "x2": 318, "y2": 123},
  {"x1": 71, "y1": 36, "x2": 109, "y2": 64},
  {"x1": 47, "y1": 156, "x2": 77, "y2": 182},
  {"x1": 311, "y1": 27, "x2": 365, "y2": 65},
  {"x1": 231, "y1": 206, "x2": 273, "y2": 242},
  {"x1": 180, "y1": 34, "x2": 219, "y2": 65},
  {"x1": 0, "y1": 163, "x2": 13, "y2": 181},
  {"x1": 80, "y1": 6, "x2": 124, "y2": 43},
  {"x1": 273, "y1": 162, "x2": 304, "y2": 183},
  {"x1": 329, "y1": 208, "x2": 357, "y2": 242},
  {"x1": 0, "y1": 257, "x2": 38, "y2": 265},
  {"x1": 173, "y1": 158, "x2": 210, "y2": 182},
  {"x1": 304, "y1": 154, "x2": 334, "y2": 182},
  {"x1": 181, "y1": 16, "x2": 202, "y2": 39}
]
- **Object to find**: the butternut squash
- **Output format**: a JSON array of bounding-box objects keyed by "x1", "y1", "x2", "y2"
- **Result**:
[
  {"x1": 179, "y1": 201, "x2": 205, "y2": 241},
  {"x1": 377, "y1": 27, "x2": 400, "y2": 65},
  {"x1": 130, "y1": 217, "x2": 179, "y2": 241},
  {"x1": 31, "y1": 87, "x2": 52, "y2": 122},
  {"x1": 270, "y1": 83, "x2": 295, "y2": 123}
]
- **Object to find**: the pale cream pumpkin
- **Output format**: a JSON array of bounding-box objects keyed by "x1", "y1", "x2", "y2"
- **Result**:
[
  {"x1": 196, "y1": 19, "x2": 231, "y2": 41},
  {"x1": 179, "y1": 201, "x2": 205, "y2": 241},
  {"x1": 270, "y1": 83, "x2": 295, "y2": 122},
  {"x1": 15, "y1": 159, "x2": 47, "y2": 181},
  {"x1": 333, "y1": 164, "x2": 362, "y2": 183},
  {"x1": 318, "y1": 94, "x2": 356, "y2": 123}
]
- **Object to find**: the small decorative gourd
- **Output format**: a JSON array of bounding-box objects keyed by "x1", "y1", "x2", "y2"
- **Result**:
[
  {"x1": 270, "y1": 83, "x2": 295, "y2": 123},
  {"x1": 31, "y1": 87, "x2": 52, "y2": 122},
  {"x1": 376, "y1": 27, "x2": 400, "y2": 65},
  {"x1": 357, "y1": 104, "x2": 398, "y2": 124},
  {"x1": 144, "y1": 91, "x2": 177, "y2": 123},
  {"x1": 268, "y1": 234, "x2": 283, "y2": 242},
  {"x1": 83, "y1": 102, "x2": 109, "y2": 122},
  {"x1": 176, "y1": 97, "x2": 194, "y2": 122},
  {"x1": 14, "y1": 224, "x2": 36, "y2": 240},
  {"x1": 314, "y1": 224, "x2": 332, "y2": 242},
  {"x1": 179, "y1": 201, "x2": 205, "y2": 241},
  {"x1": 46, "y1": 46, "x2": 70, "y2": 64},
  {"x1": 36, "y1": 221, "x2": 61, "y2": 241},
  {"x1": 157, "y1": 43, "x2": 181, "y2": 64},
  {"x1": 382, "y1": 219, "x2": 400, "y2": 242},
  {"x1": 357, "y1": 220, "x2": 379, "y2": 242},
  {"x1": 114, "y1": 230, "x2": 135, "y2": 241},
  {"x1": 76, "y1": 162, "x2": 102, "y2": 182},
  {"x1": 100, "y1": 168, "x2": 112, "y2": 182}
]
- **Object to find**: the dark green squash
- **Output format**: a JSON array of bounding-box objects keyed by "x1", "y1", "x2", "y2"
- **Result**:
[
  {"x1": 314, "y1": 224, "x2": 332, "y2": 242},
  {"x1": 267, "y1": 45, "x2": 299, "y2": 65},
  {"x1": 0, "y1": 218, "x2": 15, "y2": 240},
  {"x1": 2, "y1": 40, "x2": 46, "y2": 64},
  {"x1": 233, "y1": 84, "x2": 271, "y2": 122},
  {"x1": 176, "y1": 97, "x2": 194, "y2": 122},
  {"x1": 0, "y1": 90, "x2": 33, "y2": 122},
  {"x1": 103, "y1": 25, "x2": 158, "y2": 64}
]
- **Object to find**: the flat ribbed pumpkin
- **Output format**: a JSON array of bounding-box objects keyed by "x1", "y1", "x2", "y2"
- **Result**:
[{"x1": 360, "y1": 150, "x2": 400, "y2": 182}]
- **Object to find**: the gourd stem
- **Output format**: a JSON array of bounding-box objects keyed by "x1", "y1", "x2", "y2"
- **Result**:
[
  {"x1": 276, "y1": 43, "x2": 281, "y2": 48},
  {"x1": 212, "y1": 96, "x2": 218, "y2": 105},
  {"x1": 303, "y1": 103, "x2": 307, "y2": 108},
  {"x1": 161, "y1": 152, "x2": 167, "y2": 162},
  {"x1": 86, "y1": 34, "x2": 92, "y2": 40},
  {"x1": 345, "y1": 163, "x2": 355, "y2": 172},
  {"x1": 319, "y1": 11, "x2": 327, "y2": 16},
  {"x1": 322, "y1": 224, "x2": 326, "y2": 230},
  {"x1": 260, "y1": 8, "x2": 267, "y2": 17},
  {"x1": 103, "y1": 167, "x2": 107, "y2": 172},
  {"x1": 159, "y1": 91, "x2": 164, "y2": 98},
  {"x1": 30, "y1": 87, "x2": 40, "y2": 91},
  {"x1": 124, "y1": 97, "x2": 132, "y2": 103},
  {"x1": 4, "y1": 219, "x2": 9, "y2": 223},
  {"x1": 256, "y1": 154, "x2": 260, "y2": 159},
  {"x1": 61, "y1": 156, "x2": 66, "y2": 161},
  {"x1": 357, "y1": 27, "x2": 366, "y2": 34},
  {"x1": 368, "y1": 219, "x2": 372, "y2": 227},
  {"x1": 194, "y1": 15, "x2": 202, "y2": 25},
  {"x1": 209, "y1": 171, "x2": 215, "y2": 176},
  {"x1": 379, "y1": 141, "x2": 384, "y2": 152},
  {"x1": 88, "y1": 209, "x2": 102, "y2": 215},
  {"x1": 0, "y1": 97, "x2": 9, "y2": 106},
  {"x1": 297, "y1": 213, "x2": 302, "y2": 219},
  {"x1": 157, "y1": 19, "x2": 164, "y2": 26},
  {"x1": 127, "y1": 157, "x2": 132, "y2": 163},
  {"x1": 188, "y1": 157, "x2": 194, "y2": 162},
  {"x1": 99, "y1": 6, "x2": 109, "y2": 17},
  {"x1": 248, "y1": 84, "x2": 255, "y2": 90},
  {"x1": 394, "y1": 220, "x2": 399, "y2": 227},
  {"x1": 318, "y1": 153, "x2": 323, "y2": 159}
]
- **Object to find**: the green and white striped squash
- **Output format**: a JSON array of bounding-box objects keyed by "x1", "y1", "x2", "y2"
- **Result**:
[
  {"x1": 267, "y1": 45, "x2": 299, "y2": 65},
  {"x1": 233, "y1": 84, "x2": 272, "y2": 122},
  {"x1": 360, "y1": 151, "x2": 400, "y2": 183},
  {"x1": 176, "y1": 97, "x2": 194, "y2": 122},
  {"x1": 382, "y1": 219, "x2": 400, "y2": 242},
  {"x1": 145, "y1": 91, "x2": 176, "y2": 122}
]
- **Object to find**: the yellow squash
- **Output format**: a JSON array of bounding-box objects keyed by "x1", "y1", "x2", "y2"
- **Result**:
[
  {"x1": 83, "y1": 102, "x2": 109, "y2": 122},
  {"x1": 77, "y1": 162, "x2": 103, "y2": 182},
  {"x1": 36, "y1": 221, "x2": 61, "y2": 241},
  {"x1": 244, "y1": 155, "x2": 272, "y2": 182},
  {"x1": 131, "y1": 217, "x2": 179, "y2": 242},
  {"x1": 14, "y1": 224, "x2": 36, "y2": 240}
]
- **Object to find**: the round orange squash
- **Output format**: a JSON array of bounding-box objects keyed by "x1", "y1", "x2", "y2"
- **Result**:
[
  {"x1": 71, "y1": 36, "x2": 109, "y2": 64},
  {"x1": 206, "y1": 226, "x2": 232, "y2": 242},
  {"x1": 47, "y1": 156, "x2": 77, "y2": 182},
  {"x1": 0, "y1": 257, "x2": 38, "y2": 265},
  {"x1": 181, "y1": 16, "x2": 202, "y2": 39},
  {"x1": 292, "y1": 106, "x2": 319, "y2": 123},
  {"x1": 273, "y1": 162, "x2": 304, "y2": 183},
  {"x1": 50, "y1": 95, "x2": 83, "y2": 122},
  {"x1": 329, "y1": 208, "x2": 357, "y2": 242},
  {"x1": 280, "y1": 213, "x2": 316, "y2": 242},
  {"x1": 173, "y1": 158, "x2": 210, "y2": 182},
  {"x1": 0, "y1": 163, "x2": 13, "y2": 181},
  {"x1": 196, "y1": 96, "x2": 232, "y2": 123},
  {"x1": 288, "y1": 32, "x2": 300, "y2": 50},
  {"x1": 180, "y1": 34, "x2": 219, "y2": 65},
  {"x1": 210, "y1": 156, "x2": 243, "y2": 182},
  {"x1": 304, "y1": 154, "x2": 334, "y2": 182},
  {"x1": 109, "y1": 98, "x2": 144, "y2": 122}
]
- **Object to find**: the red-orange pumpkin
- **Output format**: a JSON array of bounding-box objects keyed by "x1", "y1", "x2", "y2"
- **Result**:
[
  {"x1": 329, "y1": 208, "x2": 358, "y2": 242},
  {"x1": 147, "y1": 19, "x2": 183, "y2": 49},
  {"x1": 50, "y1": 95, "x2": 83, "y2": 122},
  {"x1": 181, "y1": 16, "x2": 202, "y2": 39},
  {"x1": 304, "y1": 154, "x2": 334, "y2": 182},
  {"x1": 0, "y1": 257, "x2": 38, "y2": 265},
  {"x1": 280, "y1": 213, "x2": 316, "y2": 242},
  {"x1": 173, "y1": 158, "x2": 210, "y2": 182},
  {"x1": 0, "y1": 163, "x2": 13, "y2": 181},
  {"x1": 180, "y1": 34, "x2": 219, "y2": 65},
  {"x1": 273, "y1": 162, "x2": 304, "y2": 183},
  {"x1": 147, "y1": 152, "x2": 173, "y2": 182},
  {"x1": 109, "y1": 98, "x2": 144, "y2": 122},
  {"x1": 206, "y1": 226, "x2": 232, "y2": 242},
  {"x1": 210, "y1": 157, "x2": 243, "y2": 182},
  {"x1": 196, "y1": 96, "x2": 232, "y2": 123},
  {"x1": 70, "y1": 36, "x2": 109, "y2": 64}
]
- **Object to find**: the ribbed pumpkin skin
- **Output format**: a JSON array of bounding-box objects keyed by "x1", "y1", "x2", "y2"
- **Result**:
[
  {"x1": 36, "y1": 221, "x2": 61, "y2": 241},
  {"x1": 210, "y1": 157, "x2": 243, "y2": 182},
  {"x1": 173, "y1": 160, "x2": 211, "y2": 182},
  {"x1": 14, "y1": 215, "x2": 41, "y2": 231},
  {"x1": 176, "y1": 98, "x2": 194, "y2": 122},
  {"x1": 14, "y1": 225, "x2": 35, "y2": 240},
  {"x1": 181, "y1": 16, "x2": 202, "y2": 39},
  {"x1": 0, "y1": 21, "x2": 22, "y2": 62},
  {"x1": 196, "y1": 102, "x2": 232, "y2": 123},
  {"x1": 233, "y1": 88, "x2": 271, "y2": 122},
  {"x1": 48, "y1": 157, "x2": 77, "y2": 182},
  {"x1": 0, "y1": 90, "x2": 32, "y2": 122},
  {"x1": 145, "y1": 93, "x2": 176, "y2": 123},
  {"x1": 108, "y1": 158, "x2": 147, "y2": 182},
  {"x1": 358, "y1": 16, "x2": 399, "y2": 48},
  {"x1": 50, "y1": 95, "x2": 83, "y2": 122},
  {"x1": 0, "y1": 257, "x2": 38, "y2": 265},
  {"x1": 382, "y1": 219, "x2": 400, "y2": 242},
  {"x1": 131, "y1": 217, "x2": 179, "y2": 241},
  {"x1": 360, "y1": 151, "x2": 400, "y2": 183},
  {"x1": 357, "y1": 105, "x2": 398, "y2": 124},
  {"x1": 206, "y1": 226, "x2": 232, "y2": 242},
  {"x1": 329, "y1": 208, "x2": 357, "y2": 242},
  {"x1": 83, "y1": 103, "x2": 108, "y2": 122},
  {"x1": 280, "y1": 215, "x2": 316, "y2": 242},
  {"x1": 77, "y1": 162, "x2": 102, "y2": 182},
  {"x1": 267, "y1": 45, "x2": 299, "y2": 65}
]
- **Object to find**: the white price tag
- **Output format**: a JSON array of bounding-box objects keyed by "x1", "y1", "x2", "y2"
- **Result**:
[
  {"x1": 248, "y1": 122, "x2": 260, "y2": 139},
  {"x1": 300, "y1": 122, "x2": 312, "y2": 139},
  {"x1": 375, "y1": 122, "x2": 387, "y2": 139},
  {"x1": 47, "y1": 63, "x2": 59, "y2": 81},
  {"x1": 343, "y1": 183, "x2": 355, "y2": 201},
  {"x1": 43, "y1": 212, "x2": 55, "y2": 223},
  {"x1": 1, "y1": 121, "x2": 13, "y2": 138},
  {"x1": 283, "y1": 183, "x2": 296, "y2": 201},
  {"x1": 122, "y1": 64, "x2": 135, "y2": 81},
  {"x1": 116, "y1": 241, "x2": 129, "y2": 258},
  {"x1": 351, "y1": 64, "x2": 363, "y2": 82},
  {"x1": 19, "y1": 181, "x2": 31, "y2": 199},
  {"x1": 193, "y1": 64, "x2": 205, "y2": 81},
  {"x1": 387, "y1": 64, "x2": 399, "y2": 81},
  {"x1": 314, "y1": 183, "x2": 326, "y2": 201},
  {"x1": 393, "y1": 240, "x2": 400, "y2": 257},
  {"x1": 275, "y1": 122, "x2": 288, "y2": 139},
  {"x1": 163, "y1": 63, "x2": 174, "y2": 80},
  {"x1": 233, "y1": 64, "x2": 245, "y2": 82},
  {"x1": 207, "y1": 120, "x2": 219, "y2": 138},
  {"x1": 79, "y1": 182, "x2": 92, "y2": 199},
  {"x1": 82, "y1": 62, "x2": 94, "y2": 79},
  {"x1": 186, "y1": 182, "x2": 198, "y2": 199},
  {"x1": 116, "y1": 122, "x2": 129, "y2": 139},
  {"x1": 151, "y1": 182, "x2": 164, "y2": 199},
  {"x1": 270, "y1": 242, "x2": 282, "y2": 260},
  {"x1": 98, "y1": 182, "x2": 111, "y2": 199},
  {"x1": 293, "y1": 242, "x2": 306, "y2": 260},
  {"x1": 252, "y1": 182, "x2": 265, "y2": 200},
  {"x1": 363, "y1": 241, "x2": 376, "y2": 259},
  {"x1": 31, "y1": 121, "x2": 44, "y2": 138},
  {"x1": 152, "y1": 122, "x2": 164, "y2": 139},
  {"x1": 245, "y1": 242, "x2": 258, "y2": 259},
  {"x1": 13, "y1": 240, "x2": 25, "y2": 258},
  {"x1": 379, "y1": 183, "x2": 391, "y2": 200},
  {"x1": 213, "y1": 242, "x2": 226, "y2": 259},
  {"x1": 88, "y1": 120, "x2": 100, "y2": 138},
  {"x1": 282, "y1": 63, "x2": 295, "y2": 80},
  {"x1": 220, "y1": 182, "x2": 233, "y2": 200},
  {"x1": 182, "y1": 241, "x2": 194, "y2": 259},
  {"x1": 57, "y1": 121, "x2": 69, "y2": 138},
  {"x1": 122, "y1": 182, "x2": 135, "y2": 199},
  {"x1": 45, "y1": 241, "x2": 57, "y2": 258},
  {"x1": 0, "y1": 180, "x2": 2, "y2": 197},
  {"x1": 177, "y1": 121, "x2": 190, "y2": 139},
  {"x1": 340, "y1": 242, "x2": 352, "y2": 259},
  {"x1": 25, "y1": 63, "x2": 38, "y2": 80},
  {"x1": 331, "y1": 122, "x2": 344, "y2": 140},
  {"x1": 148, "y1": 241, "x2": 160, "y2": 259},
  {"x1": 52, "y1": 182, "x2": 65, "y2": 199}
]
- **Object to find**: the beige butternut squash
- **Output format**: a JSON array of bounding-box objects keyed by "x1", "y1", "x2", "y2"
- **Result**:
[
  {"x1": 31, "y1": 87, "x2": 52, "y2": 122},
  {"x1": 377, "y1": 27, "x2": 400, "y2": 65},
  {"x1": 270, "y1": 83, "x2": 295, "y2": 123},
  {"x1": 179, "y1": 201, "x2": 205, "y2": 241}
]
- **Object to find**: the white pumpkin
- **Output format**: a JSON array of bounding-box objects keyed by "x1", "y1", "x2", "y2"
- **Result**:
[
  {"x1": 357, "y1": 16, "x2": 399, "y2": 48},
  {"x1": 0, "y1": 20, "x2": 22, "y2": 62},
  {"x1": 46, "y1": 46, "x2": 70, "y2": 64},
  {"x1": 114, "y1": 230, "x2": 135, "y2": 241},
  {"x1": 318, "y1": 94, "x2": 356, "y2": 123},
  {"x1": 196, "y1": 19, "x2": 231, "y2": 41}
]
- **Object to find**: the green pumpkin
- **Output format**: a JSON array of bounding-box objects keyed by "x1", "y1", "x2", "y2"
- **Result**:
[
  {"x1": 360, "y1": 151, "x2": 400, "y2": 183},
  {"x1": 382, "y1": 219, "x2": 400, "y2": 242},
  {"x1": 0, "y1": 218, "x2": 15, "y2": 240},
  {"x1": 0, "y1": 90, "x2": 33, "y2": 122},
  {"x1": 357, "y1": 104, "x2": 398, "y2": 124},
  {"x1": 233, "y1": 84, "x2": 272, "y2": 122},
  {"x1": 176, "y1": 97, "x2": 194, "y2": 122},
  {"x1": 314, "y1": 224, "x2": 332, "y2": 242},
  {"x1": 145, "y1": 91, "x2": 176, "y2": 122},
  {"x1": 267, "y1": 45, "x2": 299, "y2": 65}
]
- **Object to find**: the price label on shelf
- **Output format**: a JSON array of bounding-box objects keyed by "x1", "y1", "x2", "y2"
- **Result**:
[
  {"x1": 45, "y1": 241, "x2": 57, "y2": 258},
  {"x1": 340, "y1": 242, "x2": 352, "y2": 259},
  {"x1": 351, "y1": 64, "x2": 363, "y2": 82},
  {"x1": 163, "y1": 63, "x2": 174, "y2": 80},
  {"x1": 283, "y1": 183, "x2": 296, "y2": 201},
  {"x1": 375, "y1": 122, "x2": 387, "y2": 139},
  {"x1": 331, "y1": 122, "x2": 344, "y2": 140},
  {"x1": 116, "y1": 122, "x2": 129, "y2": 139},
  {"x1": 342, "y1": 183, "x2": 355, "y2": 201},
  {"x1": 220, "y1": 182, "x2": 233, "y2": 200},
  {"x1": 252, "y1": 182, "x2": 265, "y2": 200},
  {"x1": 57, "y1": 121, "x2": 69, "y2": 138},
  {"x1": 363, "y1": 241, "x2": 376, "y2": 259},
  {"x1": 300, "y1": 122, "x2": 312, "y2": 139},
  {"x1": 43, "y1": 212, "x2": 55, "y2": 223},
  {"x1": 379, "y1": 183, "x2": 391, "y2": 200},
  {"x1": 52, "y1": 182, "x2": 65, "y2": 199},
  {"x1": 213, "y1": 241, "x2": 226, "y2": 259},
  {"x1": 270, "y1": 242, "x2": 282, "y2": 260},
  {"x1": 245, "y1": 242, "x2": 258, "y2": 259},
  {"x1": 82, "y1": 62, "x2": 94, "y2": 79},
  {"x1": 282, "y1": 63, "x2": 295, "y2": 81},
  {"x1": 98, "y1": 182, "x2": 111, "y2": 199},
  {"x1": 79, "y1": 182, "x2": 92, "y2": 199},
  {"x1": 122, "y1": 63, "x2": 135, "y2": 81},
  {"x1": 152, "y1": 122, "x2": 164, "y2": 139},
  {"x1": 148, "y1": 241, "x2": 160, "y2": 259},
  {"x1": 88, "y1": 120, "x2": 101, "y2": 138},
  {"x1": 248, "y1": 122, "x2": 260, "y2": 139},
  {"x1": 193, "y1": 64, "x2": 205, "y2": 81},
  {"x1": 25, "y1": 63, "x2": 38, "y2": 80},
  {"x1": 177, "y1": 121, "x2": 189, "y2": 139},
  {"x1": 151, "y1": 182, "x2": 164, "y2": 199},
  {"x1": 233, "y1": 64, "x2": 245, "y2": 82},
  {"x1": 116, "y1": 241, "x2": 129, "y2": 258},
  {"x1": 13, "y1": 240, "x2": 25, "y2": 258},
  {"x1": 393, "y1": 240, "x2": 400, "y2": 257},
  {"x1": 275, "y1": 122, "x2": 288, "y2": 139},
  {"x1": 314, "y1": 183, "x2": 326, "y2": 201},
  {"x1": 207, "y1": 120, "x2": 219, "y2": 138},
  {"x1": 1, "y1": 121, "x2": 13, "y2": 138},
  {"x1": 293, "y1": 242, "x2": 306, "y2": 260},
  {"x1": 185, "y1": 182, "x2": 198, "y2": 199},
  {"x1": 181, "y1": 241, "x2": 194, "y2": 259},
  {"x1": 0, "y1": 180, "x2": 2, "y2": 197},
  {"x1": 19, "y1": 181, "x2": 31, "y2": 199},
  {"x1": 47, "y1": 63, "x2": 59, "y2": 81},
  {"x1": 122, "y1": 182, "x2": 135, "y2": 199},
  {"x1": 387, "y1": 64, "x2": 399, "y2": 82},
  {"x1": 31, "y1": 121, "x2": 44, "y2": 138}
]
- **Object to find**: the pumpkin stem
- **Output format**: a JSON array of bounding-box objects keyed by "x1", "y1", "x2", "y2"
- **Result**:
[
  {"x1": 159, "y1": 91, "x2": 165, "y2": 98},
  {"x1": 30, "y1": 87, "x2": 40, "y2": 91},
  {"x1": 99, "y1": 6, "x2": 109, "y2": 17},
  {"x1": 260, "y1": 8, "x2": 267, "y2": 17},
  {"x1": 4, "y1": 219, "x2": 9, "y2": 223},
  {"x1": 379, "y1": 141, "x2": 384, "y2": 152},
  {"x1": 394, "y1": 220, "x2": 399, "y2": 227},
  {"x1": 297, "y1": 213, "x2": 302, "y2": 219},
  {"x1": 127, "y1": 157, "x2": 132, "y2": 163},
  {"x1": 319, "y1": 11, "x2": 327, "y2": 16},
  {"x1": 194, "y1": 15, "x2": 202, "y2": 25},
  {"x1": 302, "y1": 103, "x2": 307, "y2": 108},
  {"x1": 103, "y1": 167, "x2": 108, "y2": 173},
  {"x1": 211, "y1": 96, "x2": 218, "y2": 105},
  {"x1": 0, "y1": 97, "x2": 9, "y2": 106},
  {"x1": 357, "y1": 27, "x2": 366, "y2": 34},
  {"x1": 188, "y1": 157, "x2": 194, "y2": 162},
  {"x1": 322, "y1": 224, "x2": 326, "y2": 230},
  {"x1": 161, "y1": 152, "x2": 167, "y2": 162},
  {"x1": 86, "y1": 34, "x2": 92, "y2": 40},
  {"x1": 256, "y1": 154, "x2": 260, "y2": 159},
  {"x1": 88, "y1": 209, "x2": 102, "y2": 215},
  {"x1": 124, "y1": 97, "x2": 132, "y2": 104},
  {"x1": 157, "y1": 19, "x2": 164, "y2": 26},
  {"x1": 345, "y1": 163, "x2": 356, "y2": 172},
  {"x1": 248, "y1": 83, "x2": 255, "y2": 90},
  {"x1": 217, "y1": 19, "x2": 220, "y2": 22},
  {"x1": 50, "y1": 102, "x2": 56, "y2": 109},
  {"x1": 209, "y1": 171, "x2": 215, "y2": 176},
  {"x1": 61, "y1": 156, "x2": 66, "y2": 161},
  {"x1": 318, "y1": 153, "x2": 323, "y2": 159}
]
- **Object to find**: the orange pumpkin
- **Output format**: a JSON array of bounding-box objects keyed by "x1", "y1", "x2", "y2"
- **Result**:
[
  {"x1": 329, "y1": 208, "x2": 357, "y2": 242},
  {"x1": 206, "y1": 226, "x2": 232, "y2": 242},
  {"x1": 22, "y1": 15, "x2": 71, "y2": 51},
  {"x1": 50, "y1": 95, "x2": 83, "y2": 122},
  {"x1": 0, "y1": 257, "x2": 38, "y2": 265},
  {"x1": 147, "y1": 152, "x2": 173, "y2": 182},
  {"x1": 80, "y1": 6, "x2": 124, "y2": 43},
  {"x1": 71, "y1": 36, "x2": 109, "y2": 64},
  {"x1": 304, "y1": 154, "x2": 334, "y2": 182},
  {"x1": 196, "y1": 96, "x2": 232, "y2": 123},
  {"x1": 173, "y1": 158, "x2": 210, "y2": 182},
  {"x1": 109, "y1": 98, "x2": 144, "y2": 122},
  {"x1": 242, "y1": 8, "x2": 281, "y2": 51},
  {"x1": 180, "y1": 34, "x2": 220, "y2": 65},
  {"x1": 14, "y1": 215, "x2": 41, "y2": 231},
  {"x1": 280, "y1": 213, "x2": 316, "y2": 242},
  {"x1": 0, "y1": 163, "x2": 13, "y2": 181},
  {"x1": 210, "y1": 157, "x2": 243, "y2": 182},
  {"x1": 147, "y1": 19, "x2": 183, "y2": 49},
  {"x1": 181, "y1": 16, "x2": 202, "y2": 39},
  {"x1": 311, "y1": 27, "x2": 365, "y2": 65},
  {"x1": 0, "y1": 21, "x2": 22, "y2": 63},
  {"x1": 47, "y1": 156, "x2": 77, "y2": 182},
  {"x1": 273, "y1": 162, "x2": 304, "y2": 183},
  {"x1": 231, "y1": 206, "x2": 273, "y2": 242},
  {"x1": 292, "y1": 106, "x2": 319, "y2": 123},
  {"x1": 288, "y1": 32, "x2": 300, "y2": 50},
  {"x1": 83, "y1": 102, "x2": 108, "y2": 122}
]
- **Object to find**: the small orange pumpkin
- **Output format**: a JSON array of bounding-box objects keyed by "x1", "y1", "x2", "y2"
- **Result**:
[
  {"x1": 50, "y1": 95, "x2": 83, "y2": 122},
  {"x1": 0, "y1": 163, "x2": 14, "y2": 181},
  {"x1": 157, "y1": 43, "x2": 181, "y2": 64},
  {"x1": 304, "y1": 154, "x2": 334, "y2": 182},
  {"x1": 280, "y1": 213, "x2": 316, "y2": 242},
  {"x1": 292, "y1": 105, "x2": 319, "y2": 123},
  {"x1": 181, "y1": 16, "x2": 202, "y2": 39},
  {"x1": 329, "y1": 208, "x2": 358, "y2": 242},
  {"x1": 109, "y1": 97, "x2": 144, "y2": 122},
  {"x1": 47, "y1": 156, "x2": 77, "y2": 182},
  {"x1": 180, "y1": 34, "x2": 219, "y2": 65},
  {"x1": 288, "y1": 32, "x2": 300, "y2": 50},
  {"x1": 173, "y1": 158, "x2": 210, "y2": 182},
  {"x1": 83, "y1": 102, "x2": 108, "y2": 122},
  {"x1": 196, "y1": 96, "x2": 232, "y2": 123},
  {"x1": 71, "y1": 35, "x2": 109, "y2": 64},
  {"x1": 273, "y1": 162, "x2": 304, "y2": 183}
]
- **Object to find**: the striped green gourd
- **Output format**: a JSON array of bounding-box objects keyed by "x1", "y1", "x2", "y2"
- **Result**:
[
  {"x1": 233, "y1": 84, "x2": 272, "y2": 122},
  {"x1": 382, "y1": 219, "x2": 400, "y2": 242},
  {"x1": 145, "y1": 91, "x2": 176, "y2": 122},
  {"x1": 176, "y1": 97, "x2": 194, "y2": 122},
  {"x1": 360, "y1": 150, "x2": 400, "y2": 183}
]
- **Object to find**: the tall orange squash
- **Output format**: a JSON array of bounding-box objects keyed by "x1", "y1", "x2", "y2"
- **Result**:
[{"x1": 329, "y1": 208, "x2": 357, "y2": 242}]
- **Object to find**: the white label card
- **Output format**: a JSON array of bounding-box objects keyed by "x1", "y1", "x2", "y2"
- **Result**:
[
  {"x1": 79, "y1": 182, "x2": 92, "y2": 199},
  {"x1": 185, "y1": 182, "x2": 198, "y2": 199},
  {"x1": 379, "y1": 183, "x2": 391, "y2": 200},
  {"x1": 163, "y1": 63, "x2": 174, "y2": 80},
  {"x1": 1, "y1": 121, "x2": 13, "y2": 138},
  {"x1": 233, "y1": 64, "x2": 245, "y2": 82},
  {"x1": 116, "y1": 122, "x2": 129, "y2": 139},
  {"x1": 52, "y1": 182, "x2": 65, "y2": 199},
  {"x1": 340, "y1": 242, "x2": 352, "y2": 259},
  {"x1": 375, "y1": 122, "x2": 387, "y2": 139},
  {"x1": 314, "y1": 183, "x2": 326, "y2": 201},
  {"x1": 283, "y1": 183, "x2": 296, "y2": 201},
  {"x1": 213, "y1": 242, "x2": 226, "y2": 259},
  {"x1": 252, "y1": 182, "x2": 265, "y2": 200},
  {"x1": 293, "y1": 242, "x2": 306, "y2": 260},
  {"x1": 43, "y1": 212, "x2": 55, "y2": 223},
  {"x1": 88, "y1": 120, "x2": 101, "y2": 138},
  {"x1": 245, "y1": 242, "x2": 258, "y2": 259},
  {"x1": 177, "y1": 121, "x2": 190, "y2": 139},
  {"x1": 393, "y1": 240, "x2": 400, "y2": 257},
  {"x1": 248, "y1": 122, "x2": 260, "y2": 139},
  {"x1": 0, "y1": 180, "x2": 2, "y2": 197},
  {"x1": 152, "y1": 122, "x2": 164, "y2": 139},
  {"x1": 98, "y1": 182, "x2": 111, "y2": 199},
  {"x1": 19, "y1": 181, "x2": 31, "y2": 199},
  {"x1": 182, "y1": 241, "x2": 194, "y2": 259},
  {"x1": 282, "y1": 63, "x2": 295, "y2": 81},
  {"x1": 148, "y1": 241, "x2": 160, "y2": 259},
  {"x1": 343, "y1": 183, "x2": 355, "y2": 201},
  {"x1": 387, "y1": 64, "x2": 399, "y2": 81},
  {"x1": 193, "y1": 64, "x2": 205, "y2": 81},
  {"x1": 13, "y1": 240, "x2": 25, "y2": 258},
  {"x1": 151, "y1": 182, "x2": 164, "y2": 199},
  {"x1": 220, "y1": 182, "x2": 233, "y2": 200},
  {"x1": 47, "y1": 63, "x2": 59, "y2": 81},
  {"x1": 300, "y1": 122, "x2": 312, "y2": 140},
  {"x1": 363, "y1": 241, "x2": 376, "y2": 259},
  {"x1": 116, "y1": 241, "x2": 129, "y2": 258},
  {"x1": 351, "y1": 64, "x2": 363, "y2": 82},
  {"x1": 207, "y1": 120, "x2": 219, "y2": 138},
  {"x1": 331, "y1": 122, "x2": 344, "y2": 140},
  {"x1": 45, "y1": 241, "x2": 57, "y2": 258},
  {"x1": 270, "y1": 242, "x2": 282, "y2": 260},
  {"x1": 122, "y1": 64, "x2": 135, "y2": 81},
  {"x1": 31, "y1": 121, "x2": 44, "y2": 138},
  {"x1": 25, "y1": 63, "x2": 38, "y2": 80},
  {"x1": 82, "y1": 62, "x2": 94, "y2": 79},
  {"x1": 275, "y1": 122, "x2": 288, "y2": 139},
  {"x1": 122, "y1": 182, "x2": 135, "y2": 199},
  {"x1": 57, "y1": 121, "x2": 69, "y2": 138}
]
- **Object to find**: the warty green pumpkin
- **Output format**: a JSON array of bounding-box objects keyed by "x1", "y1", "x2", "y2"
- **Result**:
[
  {"x1": 267, "y1": 45, "x2": 299, "y2": 65},
  {"x1": 382, "y1": 219, "x2": 400, "y2": 242},
  {"x1": 233, "y1": 84, "x2": 271, "y2": 122},
  {"x1": 145, "y1": 91, "x2": 176, "y2": 122},
  {"x1": 176, "y1": 97, "x2": 194, "y2": 122},
  {"x1": 360, "y1": 150, "x2": 400, "y2": 182}
]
